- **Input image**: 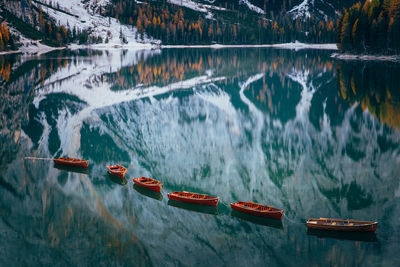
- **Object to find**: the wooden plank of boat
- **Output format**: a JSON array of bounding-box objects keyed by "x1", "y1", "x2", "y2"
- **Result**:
[
  {"x1": 167, "y1": 191, "x2": 219, "y2": 207},
  {"x1": 306, "y1": 218, "x2": 378, "y2": 232},
  {"x1": 106, "y1": 165, "x2": 127, "y2": 179},
  {"x1": 53, "y1": 157, "x2": 89, "y2": 168},
  {"x1": 230, "y1": 201, "x2": 284, "y2": 220},
  {"x1": 133, "y1": 177, "x2": 163, "y2": 192}
]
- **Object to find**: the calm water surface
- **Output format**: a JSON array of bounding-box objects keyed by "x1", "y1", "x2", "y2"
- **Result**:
[{"x1": 1, "y1": 48, "x2": 400, "y2": 266}]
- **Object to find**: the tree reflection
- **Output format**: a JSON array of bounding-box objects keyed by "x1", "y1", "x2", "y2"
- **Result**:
[{"x1": 336, "y1": 60, "x2": 400, "y2": 129}]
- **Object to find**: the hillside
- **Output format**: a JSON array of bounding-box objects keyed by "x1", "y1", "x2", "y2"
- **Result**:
[
  {"x1": 0, "y1": 0, "x2": 360, "y2": 52},
  {"x1": 106, "y1": 0, "x2": 351, "y2": 44}
]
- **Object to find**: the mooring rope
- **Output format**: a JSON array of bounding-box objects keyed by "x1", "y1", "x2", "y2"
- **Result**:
[{"x1": 23, "y1": 157, "x2": 53, "y2": 160}]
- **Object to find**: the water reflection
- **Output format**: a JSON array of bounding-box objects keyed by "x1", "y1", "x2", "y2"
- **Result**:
[
  {"x1": 230, "y1": 210, "x2": 283, "y2": 229},
  {"x1": 167, "y1": 199, "x2": 219, "y2": 215},
  {"x1": 1, "y1": 48, "x2": 400, "y2": 266},
  {"x1": 336, "y1": 60, "x2": 400, "y2": 130},
  {"x1": 307, "y1": 228, "x2": 378, "y2": 242},
  {"x1": 107, "y1": 174, "x2": 128, "y2": 186},
  {"x1": 53, "y1": 163, "x2": 90, "y2": 175},
  {"x1": 133, "y1": 184, "x2": 163, "y2": 201}
]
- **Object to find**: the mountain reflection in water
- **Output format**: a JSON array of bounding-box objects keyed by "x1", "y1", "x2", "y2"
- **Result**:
[{"x1": 1, "y1": 48, "x2": 400, "y2": 266}]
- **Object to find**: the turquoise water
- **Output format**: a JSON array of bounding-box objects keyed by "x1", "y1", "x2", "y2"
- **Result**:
[{"x1": 1, "y1": 48, "x2": 400, "y2": 266}]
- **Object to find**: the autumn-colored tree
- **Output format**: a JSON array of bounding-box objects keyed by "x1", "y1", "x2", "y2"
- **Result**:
[
  {"x1": 0, "y1": 22, "x2": 9, "y2": 42},
  {"x1": 207, "y1": 24, "x2": 213, "y2": 39},
  {"x1": 137, "y1": 18, "x2": 142, "y2": 33},
  {"x1": 39, "y1": 9, "x2": 45, "y2": 30},
  {"x1": 338, "y1": 0, "x2": 400, "y2": 54},
  {"x1": 273, "y1": 21, "x2": 279, "y2": 31},
  {"x1": 389, "y1": 0, "x2": 400, "y2": 18},
  {"x1": 0, "y1": 32, "x2": 4, "y2": 50},
  {"x1": 108, "y1": 0, "x2": 339, "y2": 45}
]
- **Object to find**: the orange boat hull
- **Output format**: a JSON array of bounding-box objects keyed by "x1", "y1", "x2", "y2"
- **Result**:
[
  {"x1": 133, "y1": 177, "x2": 162, "y2": 192},
  {"x1": 230, "y1": 202, "x2": 284, "y2": 220},
  {"x1": 307, "y1": 218, "x2": 378, "y2": 232},
  {"x1": 53, "y1": 158, "x2": 89, "y2": 168},
  {"x1": 167, "y1": 192, "x2": 219, "y2": 207},
  {"x1": 107, "y1": 165, "x2": 127, "y2": 179}
]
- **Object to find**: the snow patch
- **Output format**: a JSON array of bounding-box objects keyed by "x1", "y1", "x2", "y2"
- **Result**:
[
  {"x1": 270, "y1": 41, "x2": 337, "y2": 51},
  {"x1": 288, "y1": 0, "x2": 313, "y2": 19},
  {"x1": 288, "y1": 0, "x2": 336, "y2": 21},
  {"x1": 162, "y1": 41, "x2": 338, "y2": 50},
  {"x1": 239, "y1": 0, "x2": 265, "y2": 15},
  {"x1": 168, "y1": 0, "x2": 208, "y2": 13},
  {"x1": 167, "y1": 0, "x2": 228, "y2": 20},
  {"x1": 331, "y1": 53, "x2": 400, "y2": 62},
  {"x1": 5, "y1": 27, "x2": 65, "y2": 56}
]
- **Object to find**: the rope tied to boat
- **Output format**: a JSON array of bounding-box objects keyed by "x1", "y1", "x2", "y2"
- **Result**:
[{"x1": 23, "y1": 157, "x2": 53, "y2": 160}]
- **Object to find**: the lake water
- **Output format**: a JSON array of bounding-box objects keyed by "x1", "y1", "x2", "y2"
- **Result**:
[{"x1": 1, "y1": 48, "x2": 400, "y2": 266}]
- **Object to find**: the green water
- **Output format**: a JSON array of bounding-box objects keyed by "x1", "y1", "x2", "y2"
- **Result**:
[{"x1": 1, "y1": 48, "x2": 400, "y2": 266}]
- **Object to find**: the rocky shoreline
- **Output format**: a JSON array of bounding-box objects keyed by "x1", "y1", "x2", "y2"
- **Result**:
[{"x1": 331, "y1": 53, "x2": 400, "y2": 62}]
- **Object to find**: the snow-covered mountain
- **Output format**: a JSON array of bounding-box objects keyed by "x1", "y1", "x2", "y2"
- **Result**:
[{"x1": 288, "y1": 0, "x2": 338, "y2": 20}]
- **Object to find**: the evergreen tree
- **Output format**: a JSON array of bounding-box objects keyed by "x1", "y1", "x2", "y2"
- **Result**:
[{"x1": 340, "y1": 11, "x2": 353, "y2": 51}]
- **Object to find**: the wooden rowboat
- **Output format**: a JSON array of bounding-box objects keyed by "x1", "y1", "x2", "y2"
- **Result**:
[
  {"x1": 106, "y1": 165, "x2": 127, "y2": 179},
  {"x1": 167, "y1": 191, "x2": 219, "y2": 207},
  {"x1": 306, "y1": 218, "x2": 378, "y2": 232},
  {"x1": 230, "y1": 201, "x2": 284, "y2": 220},
  {"x1": 53, "y1": 157, "x2": 89, "y2": 168},
  {"x1": 133, "y1": 177, "x2": 163, "y2": 192}
]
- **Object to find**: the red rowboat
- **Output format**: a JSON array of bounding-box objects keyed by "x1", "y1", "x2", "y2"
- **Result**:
[
  {"x1": 106, "y1": 165, "x2": 127, "y2": 179},
  {"x1": 167, "y1": 191, "x2": 219, "y2": 207},
  {"x1": 133, "y1": 177, "x2": 163, "y2": 192},
  {"x1": 306, "y1": 218, "x2": 378, "y2": 232},
  {"x1": 53, "y1": 157, "x2": 89, "y2": 168},
  {"x1": 230, "y1": 201, "x2": 284, "y2": 220}
]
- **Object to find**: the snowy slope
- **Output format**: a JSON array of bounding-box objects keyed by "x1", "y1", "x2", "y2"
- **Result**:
[
  {"x1": 289, "y1": 0, "x2": 313, "y2": 19},
  {"x1": 32, "y1": 0, "x2": 160, "y2": 48},
  {"x1": 6, "y1": 26, "x2": 64, "y2": 55},
  {"x1": 164, "y1": 0, "x2": 350, "y2": 22},
  {"x1": 288, "y1": 0, "x2": 338, "y2": 21},
  {"x1": 163, "y1": 0, "x2": 347, "y2": 22},
  {"x1": 167, "y1": 0, "x2": 265, "y2": 18},
  {"x1": 239, "y1": 0, "x2": 265, "y2": 15},
  {"x1": 167, "y1": 0, "x2": 228, "y2": 19}
]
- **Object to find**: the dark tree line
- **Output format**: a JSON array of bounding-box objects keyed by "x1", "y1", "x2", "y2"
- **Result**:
[
  {"x1": 0, "y1": 21, "x2": 17, "y2": 51},
  {"x1": 337, "y1": 0, "x2": 400, "y2": 54},
  {"x1": 107, "y1": 0, "x2": 337, "y2": 45},
  {"x1": 1, "y1": 1, "x2": 104, "y2": 51}
]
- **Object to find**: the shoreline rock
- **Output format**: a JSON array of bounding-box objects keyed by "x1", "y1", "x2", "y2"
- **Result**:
[{"x1": 331, "y1": 53, "x2": 400, "y2": 62}]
